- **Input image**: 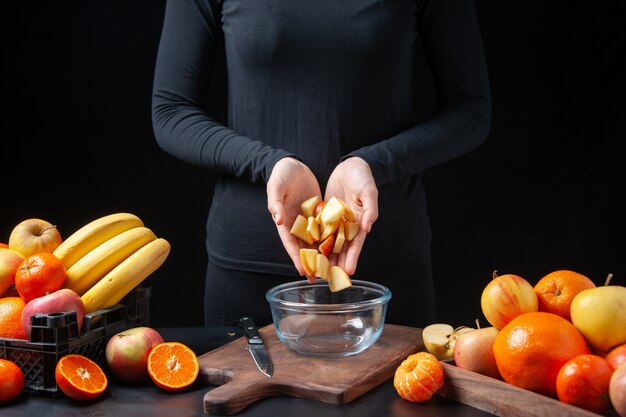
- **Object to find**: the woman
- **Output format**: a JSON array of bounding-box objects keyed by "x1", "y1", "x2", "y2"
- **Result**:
[{"x1": 152, "y1": 0, "x2": 491, "y2": 327}]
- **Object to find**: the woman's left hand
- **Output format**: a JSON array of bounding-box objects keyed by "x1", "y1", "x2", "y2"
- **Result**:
[{"x1": 324, "y1": 157, "x2": 378, "y2": 275}]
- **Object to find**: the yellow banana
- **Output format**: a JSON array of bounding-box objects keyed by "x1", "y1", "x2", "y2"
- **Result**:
[
  {"x1": 81, "y1": 238, "x2": 171, "y2": 314},
  {"x1": 64, "y1": 226, "x2": 157, "y2": 295},
  {"x1": 53, "y1": 213, "x2": 144, "y2": 269}
]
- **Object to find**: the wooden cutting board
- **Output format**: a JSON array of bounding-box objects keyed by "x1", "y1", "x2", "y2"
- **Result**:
[{"x1": 197, "y1": 323, "x2": 422, "y2": 415}]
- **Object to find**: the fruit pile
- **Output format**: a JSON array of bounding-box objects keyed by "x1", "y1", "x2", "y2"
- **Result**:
[
  {"x1": 418, "y1": 269, "x2": 626, "y2": 416},
  {"x1": 0, "y1": 213, "x2": 178, "y2": 403},
  {"x1": 290, "y1": 196, "x2": 359, "y2": 292}
]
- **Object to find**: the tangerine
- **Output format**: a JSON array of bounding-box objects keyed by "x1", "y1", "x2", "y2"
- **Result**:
[
  {"x1": 147, "y1": 342, "x2": 199, "y2": 391},
  {"x1": 533, "y1": 270, "x2": 595, "y2": 321},
  {"x1": 15, "y1": 253, "x2": 66, "y2": 302},
  {"x1": 393, "y1": 351, "x2": 444, "y2": 402},
  {"x1": 556, "y1": 354, "x2": 613, "y2": 414},
  {"x1": 493, "y1": 311, "x2": 590, "y2": 397},
  {"x1": 0, "y1": 297, "x2": 27, "y2": 339},
  {"x1": 55, "y1": 354, "x2": 107, "y2": 400},
  {"x1": 0, "y1": 358, "x2": 24, "y2": 403}
]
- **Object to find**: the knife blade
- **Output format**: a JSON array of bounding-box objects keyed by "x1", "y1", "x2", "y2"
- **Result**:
[{"x1": 238, "y1": 316, "x2": 274, "y2": 377}]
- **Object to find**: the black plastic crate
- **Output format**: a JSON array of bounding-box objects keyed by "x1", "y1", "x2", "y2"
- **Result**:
[{"x1": 0, "y1": 286, "x2": 151, "y2": 395}]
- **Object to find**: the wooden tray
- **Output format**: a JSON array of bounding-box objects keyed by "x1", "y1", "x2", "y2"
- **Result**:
[{"x1": 439, "y1": 357, "x2": 611, "y2": 417}]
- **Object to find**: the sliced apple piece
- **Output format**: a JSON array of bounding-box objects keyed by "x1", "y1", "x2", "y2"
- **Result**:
[
  {"x1": 299, "y1": 248, "x2": 318, "y2": 276},
  {"x1": 344, "y1": 221, "x2": 359, "y2": 241},
  {"x1": 315, "y1": 253, "x2": 330, "y2": 280},
  {"x1": 318, "y1": 234, "x2": 335, "y2": 257},
  {"x1": 332, "y1": 221, "x2": 346, "y2": 254},
  {"x1": 306, "y1": 216, "x2": 320, "y2": 242},
  {"x1": 329, "y1": 266, "x2": 352, "y2": 292},
  {"x1": 320, "y1": 220, "x2": 340, "y2": 241},
  {"x1": 290, "y1": 214, "x2": 314, "y2": 244},
  {"x1": 320, "y1": 196, "x2": 346, "y2": 225},
  {"x1": 301, "y1": 196, "x2": 321, "y2": 218},
  {"x1": 338, "y1": 198, "x2": 356, "y2": 222},
  {"x1": 422, "y1": 323, "x2": 475, "y2": 361}
]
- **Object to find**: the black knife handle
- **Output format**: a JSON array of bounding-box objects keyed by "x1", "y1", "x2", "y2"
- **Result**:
[{"x1": 238, "y1": 316, "x2": 263, "y2": 345}]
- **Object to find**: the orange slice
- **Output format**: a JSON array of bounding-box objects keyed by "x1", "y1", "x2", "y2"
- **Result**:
[
  {"x1": 147, "y1": 342, "x2": 199, "y2": 391},
  {"x1": 55, "y1": 354, "x2": 108, "y2": 400}
]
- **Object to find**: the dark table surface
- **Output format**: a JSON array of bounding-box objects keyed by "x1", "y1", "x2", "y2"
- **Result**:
[{"x1": 1, "y1": 327, "x2": 493, "y2": 417}]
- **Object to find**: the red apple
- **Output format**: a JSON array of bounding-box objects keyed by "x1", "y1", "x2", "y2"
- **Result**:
[
  {"x1": 480, "y1": 272, "x2": 538, "y2": 329},
  {"x1": 0, "y1": 248, "x2": 25, "y2": 296},
  {"x1": 610, "y1": 363, "x2": 626, "y2": 417},
  {"x1": 8, "y1": 218, "x2": 62, "y2": 258},
  {"x1": 453, "y1": 326, "x2": 501, "y2": 379},
  {"x1": 606, "y1": 343, "x2": 626, "y2": 370},
  {"x1": 105, "y1": 327, "x2": 164, "y2": 383},
  {"x1": 21, "y1": 288, "x2": 84, "y2": 339}
]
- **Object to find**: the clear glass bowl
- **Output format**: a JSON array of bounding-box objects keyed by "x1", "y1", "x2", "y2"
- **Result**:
[{"x1": 266, "y1": 280, "x2": 392, "y2": 357}]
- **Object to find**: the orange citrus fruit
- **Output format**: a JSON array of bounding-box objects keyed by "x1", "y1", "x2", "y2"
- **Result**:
[
  {"x1": 556, "y1": 354, "x2": 613, "y2": 414},
  {"x1": 533, "y1": 270, "x2": 596, "y2": 321},
  {"x1": 493, "y1": 311, "x2": 590, "y2": 397},
  {"x1": 0, "y1": 358, "x2": 25, "y2": 403},
  {"x1": 147, "y1": 342, "x2": 199, "y2": 391},
  {"x1": 55, "y1": 354, "x2": 108, "y2": 400},
  {"x1": 15, "y1": 253, "x2": 66, "y2": 302},
  {"x1": 393, "y1": 351, "x2": 444, "y2": 402},
  {"x1": 0, "y1": 297, "x2": 27, "y2": 339}
]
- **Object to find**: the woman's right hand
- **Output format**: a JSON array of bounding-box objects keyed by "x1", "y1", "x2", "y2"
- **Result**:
[{"x1": 267, "y1": 157, "x2": 321, "y2": 281}]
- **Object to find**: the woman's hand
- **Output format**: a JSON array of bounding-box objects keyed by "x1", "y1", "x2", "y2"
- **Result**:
[
  {"x1": 324, "y1": 157, "x2": 378, "y2": 275},
  {"x1": 267, "y1": 157, "x2": 321, "y2": 282}
]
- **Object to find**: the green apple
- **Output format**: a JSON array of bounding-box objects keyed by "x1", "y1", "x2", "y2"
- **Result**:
[
  {"x1": 570, "y1": 275, "x2": 626, "y2": 353},
  {"x1": 422, "y1": 323, "x2": 474, "y2": 361}
]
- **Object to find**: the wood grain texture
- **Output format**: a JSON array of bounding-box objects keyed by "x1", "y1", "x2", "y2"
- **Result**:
[
  {"x1": 438, "y1": 362, "x2": 604, "y2": 417},
  {"x1": 198, "y1": 324, "x2": 422, "y2": 415}
]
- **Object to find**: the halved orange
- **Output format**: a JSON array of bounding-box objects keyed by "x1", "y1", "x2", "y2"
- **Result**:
[
  {"x1": 55, "y1": 354, "x2": 107, "y2": 400},
  {"x1": 147, "y1": 342, "x2": 199, "y2": 391}
]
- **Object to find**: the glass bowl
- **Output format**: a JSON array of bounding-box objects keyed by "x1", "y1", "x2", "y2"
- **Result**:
[{"x1": 266, "y1": 280, "x2": 392, "y2": 357}]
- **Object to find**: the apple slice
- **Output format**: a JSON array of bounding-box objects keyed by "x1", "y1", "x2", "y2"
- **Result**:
[
  {"x1": 315, "y1": 253, "x2": 330, "y2": 280},
  {"x1": 329, "y1": 266, "x2": 352, "y2": 292},
  {"x1": 314, "y1": 201, "x2": 326, "y2": 224},
  {"x1": 306, "y1": 216, "x2": 320, "y2": 242},
  {"x1": 321, "y1": 197, "x2": 346, "y2": 225},
  {"x1": 318, "y1": 234, "x2": 335, "y2": 257},
  {"x1": 320, "y1": 220, "x2": 340, "y2": 241},
  {"x1": 338, "y1": 198, "x2": 356, "y2": 222},
  {"x1": 290, "y1": 215, "x2": 314, "y2": 244},
  {"x1": 344, "y1": 221, "x2": 359, "y2": 241},
  {"x1": 301, "y1": 196, "x2": 321, "y2": 218},
  {"x1": 299, "y1": 248, "x2": 318, "y2": 276},
  {"x1": 422, "y1": 323, "x2": 475, "y2": 361},
  {"x1": 332, "y1": 221, "x2": 346, "y2": 254}
]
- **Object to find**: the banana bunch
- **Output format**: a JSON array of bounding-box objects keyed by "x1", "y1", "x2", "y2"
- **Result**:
[{"x1": 53, "y1": 213, "x2": 171, "y2": 314}]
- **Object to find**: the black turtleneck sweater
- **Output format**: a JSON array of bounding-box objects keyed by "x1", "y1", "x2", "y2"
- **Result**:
[{"x1": 152, "y1": 0, "x2": 491, "y2": 277}]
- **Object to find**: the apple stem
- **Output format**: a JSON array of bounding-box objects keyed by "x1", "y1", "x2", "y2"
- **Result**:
[
  {"x1": 475, "y1": 318, "x2": 480, "y2": 329},
  {"x1": 604, "y1": 273, "x2": 613, "y2": 286},
  {"x1": 492, "y1": 270, "x2": 498, "y2": 279},
  {"x1": 39, "y1": 225, "x2": 58, "y2": 236}
]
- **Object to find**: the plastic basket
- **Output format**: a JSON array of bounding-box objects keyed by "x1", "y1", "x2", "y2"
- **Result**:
[{"x1": 0, "y1": 286, "x2": 151, "y2": 395}]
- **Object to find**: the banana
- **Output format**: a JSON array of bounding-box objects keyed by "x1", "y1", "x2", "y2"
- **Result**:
[
  {"x1": 53, "y1": 213, "x2": 144, "y2": 269},
  {"x1": 81, "y1": 238, "x2": 171, "y2": 314},
  {"x1": 64, "y1": 226, "x2": 157, "y2": 295}
]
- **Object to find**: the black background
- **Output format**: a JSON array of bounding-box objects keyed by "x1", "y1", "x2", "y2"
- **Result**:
[{"x1": 1, "y1": 1, "x2": 624, "y2": 328}]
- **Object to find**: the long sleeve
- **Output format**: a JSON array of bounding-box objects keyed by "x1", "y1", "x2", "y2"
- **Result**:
[
  {"x1": 151, "y1": 0, "x2": 293, "y2": 184},
  {"x1": 347, "y1": 0, "x2": 491, "y2": 186}
]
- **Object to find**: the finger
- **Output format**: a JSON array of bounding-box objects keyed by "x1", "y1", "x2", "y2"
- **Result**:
[
  {"x1": 358, "y1": 188, "x2": 378, "y2": 233},
  {"x1": 306, "y1": 275, "x2": 317, "y2": 283},
  {"x1": 344, "y1": 230, "x2": 366, "y2": 275},
  {"x1": 268, "y1": 197, "x2": 286, "y2": 226},
  {"x1": 276, "y1": 224, "x2": 306, "y2": 275}
]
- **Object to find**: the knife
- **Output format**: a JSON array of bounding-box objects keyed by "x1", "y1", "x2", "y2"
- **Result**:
[{"x1": 238, "y1": 316, "x2": 274, "y2": 377}]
